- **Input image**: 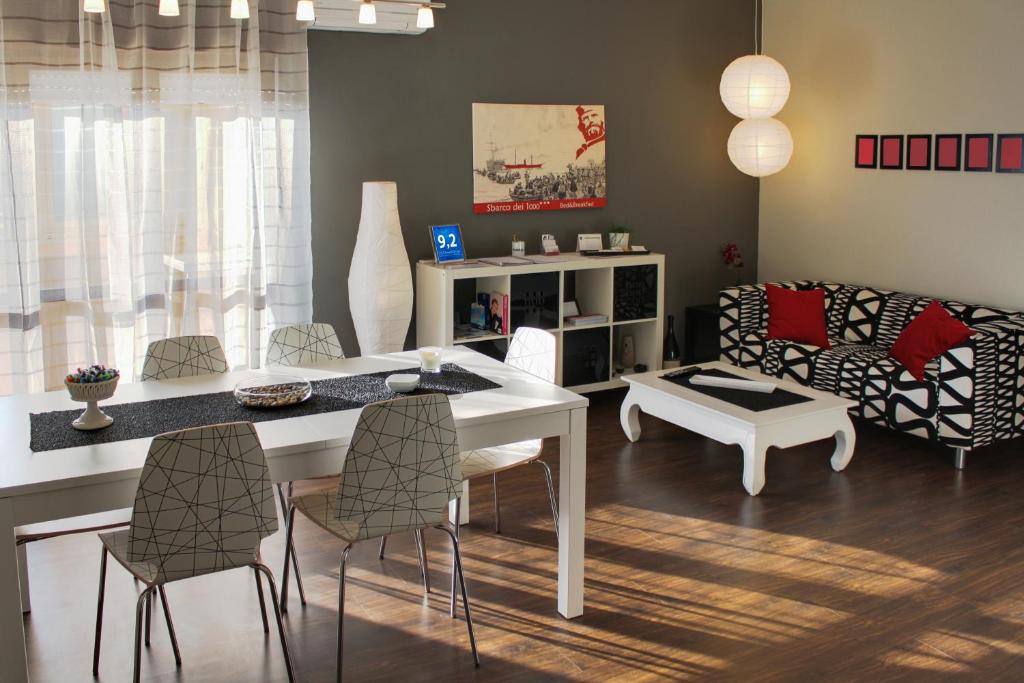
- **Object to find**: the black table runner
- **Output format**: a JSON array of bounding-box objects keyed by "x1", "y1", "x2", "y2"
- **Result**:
[
  {"x1": 660, "y1": 368, "x2": 812, "y2": 412},
  {"x1": 30, "y1": 363, "x2": 501, "y2": 453}
]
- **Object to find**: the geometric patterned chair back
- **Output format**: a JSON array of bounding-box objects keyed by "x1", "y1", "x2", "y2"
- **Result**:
[
  {"x1": 334, "y1": 394, "x2": 460, "y2": 541},
  {"x1": 141, "y1": 335, "x2": 229, "y2": 381},
  {"x1": 266, "y1": 323, "x2": 345, "y2": 367},
  {"x1": 127, "y1": 422, "x2": 278, "y2": 584},
  {"x1": 505, "y1": 327, "x2": 557, "y2": 383}
]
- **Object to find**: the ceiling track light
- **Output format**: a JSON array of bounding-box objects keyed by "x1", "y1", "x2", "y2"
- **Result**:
[
  {"x1": 416, "y1": 4, "x2": 434, "y2": 29},
  {"x1": 230, "y1": 0, "x2": 250, "y2": 20},
  {"x1": 296, "y1": 0, "x2": 315, "y2": 22},
  {"x1": 159, "y1": 0, "x2": 180, "y2": 17},
  {"x1": 83, "y1": 0, "x2": 105, "y2": 13},
  {"x1": 358, "y1": 0, "x2": 376, "y2": 25}
]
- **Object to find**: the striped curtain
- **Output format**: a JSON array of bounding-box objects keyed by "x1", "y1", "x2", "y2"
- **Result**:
[{"x1": 0, "y1": 0, "x2": 312, "y2": 394}]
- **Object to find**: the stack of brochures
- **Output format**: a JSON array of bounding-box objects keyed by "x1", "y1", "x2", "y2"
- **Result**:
[{"x1": 564, "y1": 314, "x2": 609, "y2": 326}]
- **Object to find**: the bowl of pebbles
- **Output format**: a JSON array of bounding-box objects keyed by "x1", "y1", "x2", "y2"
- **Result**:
[
  {"x1": 65, "y1": 364, "x2": 120, "y2": 430},
  {"x1": 234, "y1": 375, "x2": 312, "y2": 409}
]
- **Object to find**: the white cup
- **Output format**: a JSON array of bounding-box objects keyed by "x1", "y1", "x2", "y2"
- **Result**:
[{"x1": 418, "y1": 346, "x2": 442, "y2": 373}]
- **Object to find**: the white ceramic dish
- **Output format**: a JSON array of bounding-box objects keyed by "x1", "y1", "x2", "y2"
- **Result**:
[{"x1": 385, "y1": 373, "x2": 421, "y2": 393}]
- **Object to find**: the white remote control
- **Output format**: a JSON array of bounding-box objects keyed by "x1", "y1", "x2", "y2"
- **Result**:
[{"x1": 690, "y1": 375, "x2": 777, "y2": 393}]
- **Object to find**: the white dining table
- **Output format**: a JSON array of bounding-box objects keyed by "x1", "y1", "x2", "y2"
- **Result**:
[{"x1": 0, "y1": 347, "x2": 589, "y2": 683}]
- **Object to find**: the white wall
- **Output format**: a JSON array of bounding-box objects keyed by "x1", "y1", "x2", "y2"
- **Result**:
[{"x1": 759, "y1": 0, "x2": 1024, "y2": 310}]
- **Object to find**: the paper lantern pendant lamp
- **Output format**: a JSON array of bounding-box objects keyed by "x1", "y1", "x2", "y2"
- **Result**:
[
  {"x1": 720, "y1": 54, "x2": 791, "y2": 119},
  {"x1": 727, "y1": 118, "x2": 793, "y2": 178},
  {"x1": 348, "y1": 182, "x2": 413, "y2": 354}
]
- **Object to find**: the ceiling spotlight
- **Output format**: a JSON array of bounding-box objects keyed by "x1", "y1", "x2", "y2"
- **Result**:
[
  {"x1": 83, "y1": 0, "x2": 105, "y2": 13},
  {"x1": 416, "y1": 4, "x2": 434, "y2": 29},
  {"x1": 358, "y1": 0, "x2": 376, "y2": 25},
  {"x1": 159, "y1": 0, "x2": 180, "y2": 16},
  {"x1": 296, "y1": 0, "x2": 315, "y2": 21},
  {"x1": 230, "y1": 0, "x2": 250, "y2": 19}
]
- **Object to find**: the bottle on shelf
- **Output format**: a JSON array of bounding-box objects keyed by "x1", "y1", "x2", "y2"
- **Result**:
[{"x1": 664, "y1": 314, "x2": 681, "y2": 368}]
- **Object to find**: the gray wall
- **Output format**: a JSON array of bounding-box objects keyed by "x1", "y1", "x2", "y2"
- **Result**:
[{"x1": 309, "y1": 0, "x2": 759, "y2": 355}]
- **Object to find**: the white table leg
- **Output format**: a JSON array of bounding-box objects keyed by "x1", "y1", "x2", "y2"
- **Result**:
[
  {"x1": 448, "y1": 480, "x2": 470, "y2": 526},
  {"x1": 17, "y1": 543, "x2": 30, "y2": 614},
  {"x1": 741, "y1": 436, "x2": 768, "y2": 496},
  {"x1": 0, "y1": 499, "x2": 30, "y2": 682},
  {"x1": 619, "y1": 391, "x2": 641, "y2": 442},
  {"x1": 831, "y1": 417, "x2": 856, "y2": 471},
  {"x1": 558, "y1": 406, "x2": 586, "y2": 618}
]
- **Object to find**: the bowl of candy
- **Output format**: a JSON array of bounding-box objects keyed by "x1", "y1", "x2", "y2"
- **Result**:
[
  {"x1": 64, "y1": 365, "x2": 120, "y2": 430},
  {"x1": 234, "y1": 375, "x2": 312, "y2": 409}
]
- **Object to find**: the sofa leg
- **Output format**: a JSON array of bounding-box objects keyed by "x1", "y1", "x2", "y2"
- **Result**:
[{"x1": 953, "y1": 448, "x2": 967, "y2": 470}]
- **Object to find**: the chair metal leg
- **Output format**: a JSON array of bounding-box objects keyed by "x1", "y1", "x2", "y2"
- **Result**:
[
  {"x1": 253, "y1": 563, "x2": 296, "y2": 683},
  {"x1": 133, "y1": 587, "x2": 154, "y2": 683},
  {"x1": 414, "y1": 529, "x2": 430, "y2": 595},
  {"x1": 954, "y1": 447, "x2": 967, "y2": 470},
  {"x1": 290, "y1": 538, "x2": 308, "y2": 607},
  {"x1": 493, "y1": 473, "x2": 501, "y2": 534},
  {"x1": 450, "y1": 497, "x2": 461, "y2": 618},
  {"x1": 254, "y1": 566, "x2": 270, "y2": 633},
  {"x1": 158, "y1": 586, "x2": 182, "y2": 668},
  {"x1": 92, "y1": 546, "x2": 108, "y2": 676},
  {"x1": 144, "y1": 590, "x2": 152, "y2": 647},
  {"x1": 378, "y1": 535, "x2": 387, "y2": 559},
  {"x1": 281, "y1": 505, "x2": 296, "y2": 612},
  {"x1": 336, "y1": 546, "x2": 353, "y2": 683},
  {"x1": 437, "y1": 524, "x2": 480, "y2": 667},
  {"x1": 537, "y1": 459, "x2": 559, "y2": 539},
  {"x1": 279, "y1": 493, "x2": 307, "y2": 612}
]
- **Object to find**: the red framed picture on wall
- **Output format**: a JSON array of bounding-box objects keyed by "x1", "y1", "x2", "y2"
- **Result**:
[
  {"x1": 880, "y1": 135, "x2": 904, "y2": 169},
  {"x1": 934, "y1": 134, "x2": 962, "y2": 171},
  {"x1": 964, "y1": 133, "x2": 994, "y2": 172},
  {"x1": 906, "y1": 135, "x2": 932, "y2": 170},
  {"x1": 855, "y1": 134, "x2": 878, "y2": 168},
  {"x1": 996, "y1": 134, "x2": 1024, "y2": 173}
]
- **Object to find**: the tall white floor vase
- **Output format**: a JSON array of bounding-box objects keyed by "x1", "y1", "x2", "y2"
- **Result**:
[{"x1": 348, "y1": 181, "x2": 413, "y2": 354}]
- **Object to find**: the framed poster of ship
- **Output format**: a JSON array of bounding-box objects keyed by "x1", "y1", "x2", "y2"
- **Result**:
[{"x1": 472, "y1": 103, "x2": 607, "y2": 214}]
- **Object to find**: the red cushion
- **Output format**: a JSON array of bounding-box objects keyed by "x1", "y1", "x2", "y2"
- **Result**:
[
  {"x1": 889, "y1": 300, "x2": 974, "y2": 381},
  {"x1": 765, "y1": 285, "x2": 831, "y2": 349}
]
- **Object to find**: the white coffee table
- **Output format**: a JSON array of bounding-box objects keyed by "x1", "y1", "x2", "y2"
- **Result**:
[{"x1": 620, "y1": 361, "x2": 856, "y2": 495}]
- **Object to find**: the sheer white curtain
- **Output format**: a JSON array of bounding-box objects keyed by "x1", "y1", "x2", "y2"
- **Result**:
[{"x1": 0, "y1": 0, "x2": 312, "y2": 394}]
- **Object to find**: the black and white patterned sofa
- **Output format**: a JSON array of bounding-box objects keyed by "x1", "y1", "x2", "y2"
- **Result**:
[{"x1": 720, "y1": 282, "x2": 1024, "y2": 467}]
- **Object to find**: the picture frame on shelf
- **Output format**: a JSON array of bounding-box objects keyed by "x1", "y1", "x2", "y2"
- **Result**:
[
  {"x1": 934, "y1": 134, "x2": 962, "y2": 171},
  {"x1": 996, "y1": 133, "x2": 1024, "y2": 173},
  {"x1": 430, "y1": 224, "x2": 467, "y2": 263},
  {"x1": 964, "y1": 133, "x2": 994, "y2": 172},
  {"x1": 855, "y1": 134, "x2": 878, "y2": 168},
  {"x1": 906, "y1": 134, "x2": 932, "y2": 170},
  {"x1": 879, "y1": 135, "x2": 904, "y2": 169}
]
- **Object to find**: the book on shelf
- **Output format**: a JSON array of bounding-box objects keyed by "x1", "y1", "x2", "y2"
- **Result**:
[
  {"x1": 488, "y1": 291, "x2": 509, "y2": 334},
  {"x1": 469, "y1": 302, "x2": 486, "y2": 330},
  {"x1": 470, "y1": 291, "x2": 509, "y2": 335},
  {"x1": 565, "y1": 313, "x2": 609, "y2": 326}
]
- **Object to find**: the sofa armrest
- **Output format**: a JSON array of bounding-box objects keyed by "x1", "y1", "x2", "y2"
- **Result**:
[
  {"x1": 937, "y1": 317, "x2": 1024, "y2": 449},
  {"x1": 719, "y1": 284, "x2": 768, "y2": 364}
]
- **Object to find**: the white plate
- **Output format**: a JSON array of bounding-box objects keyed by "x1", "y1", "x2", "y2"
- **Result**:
[{"x1": 385, "y1": 373, "x2": 421, "y2": 393}]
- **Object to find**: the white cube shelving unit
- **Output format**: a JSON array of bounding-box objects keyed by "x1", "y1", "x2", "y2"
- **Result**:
[{"x1": 416, "y1": 252, "x2": 665, "y2": 393}]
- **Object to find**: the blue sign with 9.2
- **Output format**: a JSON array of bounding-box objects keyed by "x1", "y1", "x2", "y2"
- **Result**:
[{"x1": 431, "y1": 224, "x2": 465, "y2": 262}]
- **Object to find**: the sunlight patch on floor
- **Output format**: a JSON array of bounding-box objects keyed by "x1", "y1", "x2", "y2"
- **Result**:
[
  {"x1": 880, "y1": 641, "x2": 972, "y2": 673},
  {"x1": 593, "y1": 504, "x2": 950, "y2": 599}
]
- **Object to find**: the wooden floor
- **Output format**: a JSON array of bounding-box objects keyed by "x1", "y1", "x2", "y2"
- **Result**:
[{"x1": 22, "y1": 388, "x2": 1024, "y2": 682}]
